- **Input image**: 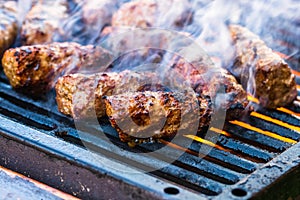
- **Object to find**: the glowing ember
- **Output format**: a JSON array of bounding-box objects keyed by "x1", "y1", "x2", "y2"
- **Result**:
[
  {"x1": 274, "y1": 51, "x2": 291, "y2": 60},
  {"x1": 184, "y1": 135, "x2": 227, "y2": 151},
  {"x1": 229, "y1": 120, "x2": 297, "y2": 144},
  {"x1": 291, "y1": 70, "x2": 300, "y2": 77},
  {"x1": 247, "y1": 94, "x2": 260, "y2": 104},
  {"x1": 209, "y1": 127, "x2": 231, "y2": 137},
  {"x1": 276, "y1": 107, "x2": 300, "y2": 118},
  {"x1": 250, "y1": 112, "x2": 300, "y2": 135},
  {"x1": 159, "y1": 139, "x2": 199, "y2": 156}
]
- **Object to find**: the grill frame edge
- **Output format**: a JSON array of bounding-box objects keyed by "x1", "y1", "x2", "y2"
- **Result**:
[{"x1": 0, "y1": 115, "x2": 203, "y2": 200}]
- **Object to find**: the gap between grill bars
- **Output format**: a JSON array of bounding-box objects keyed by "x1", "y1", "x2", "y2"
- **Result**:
[{"x1": 0, "y1": 69, "x2": 300, "y2": 199}]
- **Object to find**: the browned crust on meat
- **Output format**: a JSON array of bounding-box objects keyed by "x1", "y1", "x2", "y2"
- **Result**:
[
  {"x1": 55, "y1": 70, "x2": 164, "y2": 119},
  {"x1": 2, "y1": 42, "x2": 112, "y2": 95},
  {"x1": 172, "y1": 57, "x2": 249, "y2": 120},
  {"x1": 55, "y1": 72, "x2": 122, "y2": 119},
  {"x1": 81, "y1": 0, "x2": 117, "y2": 28},
  {"x1": 112, "y1": 0, "x2": 193, "y2": 29},
  {"x1": 112, "y1": 0, "x2": 157, "y2": 28},
  {"x1": 21, "y1": 0, "x2": 69, "y2": 45},
  {"x1": 105, "y1": 91, "x2": 212, "y2": 147},
  {"x1": 229, "y1": 24, "x2": 297, "y2": 108},
  {"x1": 0, "y1": 1, "x2": 18, "y2": 56}
]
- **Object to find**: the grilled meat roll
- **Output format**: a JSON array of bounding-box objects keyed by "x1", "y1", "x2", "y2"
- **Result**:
[
  {"x1": 82, "y1": 0, "x2": 118, "y2": 30},
  {"x1": 99, "y1": 26, "x2": 192, "y2": 71},
  {"x1": 56, "y1": 72, "x2": 121, "y2": 119},
  {"x1": 100, "y1": 26, "x2": 168, "y2": 57},
  {"x1": 112, "y1": 0, "x2": 193, "y2": 30},
  {"x1": 100, "y1": 26, "x2": 246, "y2": 120},
  {"x1": 55, "y1": 70, "x2": 166, "y2": 119},
  {"x1": 171, "y1": 55, "x2": 249, "y2": 120},
  {"x1": 2, "y1": 42, "x2": 112, "y2": 95},
  {"x1": 66, "y1": 0, "x2": 119, "y2": 44},
  {"x1": 105, "y1": 91, "x2": 212, "y2": 147},
  {"x1": 229, "y1": 25, "x2": 297, "y2": 108},
  {"x1": 0, "y1": 1, "x2": 18, "y2": 57},
  {"x1": 21, "y1": 0, "x2": 69, "y2": 45}
]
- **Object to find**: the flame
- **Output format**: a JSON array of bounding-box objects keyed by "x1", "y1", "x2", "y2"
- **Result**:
[
  {"x1": 291, "y1": 70, "x2": 300, "y2": 77},
  {"x1": 209, "y1": 127, "x2": 231, "y2": 137},
  {"x1": 247, "y1": 94, "x2": 260, "y2": 104},
  {"x1": 277, "y1": 107, "x2": 300, "y2": 117},
  {"x1": 229, "y1": 120, "x2": 297, "y2": 144},
  {"x1": 274, "y1": 51, "x2": 290, "y2": 59},
  {"x1": 184, "y1": 135, "x2": 227, "y2": 151},
  {"x1": 297, "y1": 85, "x2": 300, "y2": 90},
  {"x1": 159, "y1": 139, "x2": 198, "y2": 156},
  {"x1": 251, "y1": 112, "x2": 300, "y2": 134}
]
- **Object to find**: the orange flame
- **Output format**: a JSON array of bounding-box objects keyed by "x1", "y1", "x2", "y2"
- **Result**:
[
  {"x1": 297, "y1": 85, "x2": 300, "y2": 90},
  {"x1": 184, "y1": 135, "x2": 227, "y2": 151},
  {"x1": 291, "y1": 69, "x2": 300, "y2": 77},
  {"x1": 209, "y1": 127, "x2": 231, "y2": 137},
  {"x1": 247, "y1": 94, "x2": 260, "y2": 104},
  {"x1": 159, "y1": 139, "x2": 198, "y2": 156},
  {"x1": 276, "y1": 107, "x2": 300, "y2": 117},
  {"x1": 274, "y1": 51, "x2": 290, "y2": 59},
  {"x1": 229, "y1": 120, "x2": 297, "y2": 144},
  {"x1": 250, "y1": 112, "x2": 300, "y2": 134}
]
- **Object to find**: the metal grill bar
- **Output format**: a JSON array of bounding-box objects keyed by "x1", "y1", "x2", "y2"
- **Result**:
[
  {"x1": 0, "y1": 69, "x2": 300, "y2": 198},
  {"x1": 215, "y1": 134, "x2": 274, "y2": 162},
  {"x1": 247, "y1": 116, "x2": 300, "y2": 141},
  {"x1": 223, "y1": 124, "x2": 292, "y2": 152}
]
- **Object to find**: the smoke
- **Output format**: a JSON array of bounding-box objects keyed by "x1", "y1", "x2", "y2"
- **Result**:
[
  {"x1": 110, "y1": 0, "x2": 193, "y2": 31},
  {"x1": 60, "y1": 0, "x2": 121, "y2": 45},
  {"x1": 188, "y1": 0, "x2": 300, "y2": 68},
  {"x1": 17, "y1": 0, "x2": 33, "y2": 26},
  {"x1": 15, "y1": 0, "x2": 300, "y2": 117},
  {"x1": 155, "y1": 0, "x2": 194, "y2": 30},
  {"x1": 191, "y1": 0, "x2": 239, "y2": 68}
]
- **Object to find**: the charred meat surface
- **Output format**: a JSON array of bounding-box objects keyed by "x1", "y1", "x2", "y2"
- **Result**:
[
  {"x1": 112, "y1": 0, "x2": 193, "y2": 30},
  {"x1": 101, "y1": 26, "x2": 247, "y2": 119},
  {"x1": 229, "y1": 24, "x2": 297, "y2": 108},
  {"x1": 55, "y1": 70, "x2": 167, "y2": 119},
  {"x1": 171, "y1": 55, "x2": 249, "y2": 120},
  {"x1": 2, "y1": 42, "x2": 112, "y2": 95},
  {"x1": 21, "y1": 0, "x2": 69, "y2": 45},
  {"x1": 105, "y1": 91, "x2": 212, "y2": 147},
  {"x1": 0, "y1": 1, "x2": 18, "y2": 57},
  {"x1": 56, "y1": 72, "x2": 122, "y2": 119}
]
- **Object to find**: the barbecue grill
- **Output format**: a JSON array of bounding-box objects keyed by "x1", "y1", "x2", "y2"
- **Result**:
[
  {"x1": 1, "y1": 0, "x2": 300, "y2": 199},
  {"x1": 0, "y1": 64, "x2": 300, "y2": 199}
]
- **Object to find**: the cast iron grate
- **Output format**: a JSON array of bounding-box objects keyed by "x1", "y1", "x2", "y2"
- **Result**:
[{"x1": 0, "y1": 68, "x2": 299, "y2": 198}]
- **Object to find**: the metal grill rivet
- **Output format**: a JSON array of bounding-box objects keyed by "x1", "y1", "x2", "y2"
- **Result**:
[
  {"x1": 164, "y1": 187, "x2": 180, "y2": 195},
  {"x1": 231, "y1": 188, "x2": 247, "y2": 197}
]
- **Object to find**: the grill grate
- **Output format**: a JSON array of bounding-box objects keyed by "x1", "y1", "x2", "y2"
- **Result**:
[{"x1": 0, "y1": 68, "x2": 300, "y2": 199}]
